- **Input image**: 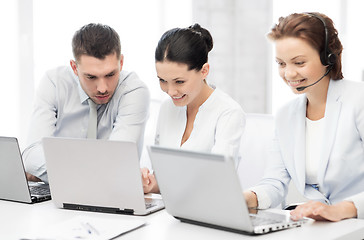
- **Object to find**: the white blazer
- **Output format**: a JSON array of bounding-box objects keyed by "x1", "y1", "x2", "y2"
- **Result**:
[{"x1": 252, "y1": 79, "x2": 364, "y2": 219}]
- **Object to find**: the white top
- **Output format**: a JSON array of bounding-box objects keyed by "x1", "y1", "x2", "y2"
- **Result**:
[
  {"x1": 24, "y1": 66, "x2": 150, "y2": 182},
  {"x1": 305, "y1": 117, "x2": 325, "y2": 184},
  {"x1": 155, "y1": 87, "x2": 246, "y2": 164}
]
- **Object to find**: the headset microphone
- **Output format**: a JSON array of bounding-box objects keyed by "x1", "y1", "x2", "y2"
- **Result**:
[{"x1": 296, "y1": 66, "x2": 332, "y2": 91}]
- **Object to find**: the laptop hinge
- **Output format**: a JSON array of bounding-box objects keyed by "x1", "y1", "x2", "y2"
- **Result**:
[{"x1": 63, "y1": 203, "x2": 134, "y2": 215}]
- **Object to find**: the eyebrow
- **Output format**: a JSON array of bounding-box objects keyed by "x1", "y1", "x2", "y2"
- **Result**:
[
  {"x1": 157, "y1": 76, "x2": 185, "y2": 81},
  {"x1": 105, "y1": 70, "x2": 116, "y2": 76},
  {"x1": 275, "y1": 55, "x2": 306, "y2": 61},
  {"x1": 84, "y1": 73, "x2": 96, "y2": 78},
  {"x1": 84, "y1": 69, "x2": 117, "y2": 78},
  {"x1": 291, "y1": 55, "x2": 306, "y2": 60}
]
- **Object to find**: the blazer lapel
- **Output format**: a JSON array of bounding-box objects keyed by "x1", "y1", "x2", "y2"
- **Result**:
[
  {"x1": 293, "y1": 95, "x2": 308, "y2": 192},
  {"x1": 318, "y1": 80, "x2": 342, "y2": 183}
]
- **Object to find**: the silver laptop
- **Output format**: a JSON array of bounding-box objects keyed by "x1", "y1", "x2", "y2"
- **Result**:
[
  {"x1": 148, "y1": 146, "x2": 307, "y2": 234},
  {"x1": 0, "y1": 136, "x2": 51, "y2": 203},
  {"x1": 42, "y1": 137, "x2": 164, "y2": 215}
]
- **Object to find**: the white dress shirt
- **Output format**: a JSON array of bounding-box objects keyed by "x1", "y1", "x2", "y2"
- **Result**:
[
  {"x1": 24, "y1": 66, "x2": 150, "y2": 182},
  {"x1": 155, "y1": 87, "x2": 246, "y2": 164}
]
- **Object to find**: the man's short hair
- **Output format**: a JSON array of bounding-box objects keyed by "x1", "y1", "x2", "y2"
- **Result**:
[{"x1": 72, "y1": 23, "x2": 121, "y2": 61}]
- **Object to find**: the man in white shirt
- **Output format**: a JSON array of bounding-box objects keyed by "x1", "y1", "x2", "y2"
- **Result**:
[{"x1": 24, "y1": 23, "x2": 150, "y2": 183}]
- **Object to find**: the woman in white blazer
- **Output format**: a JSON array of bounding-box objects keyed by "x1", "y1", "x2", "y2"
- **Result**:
[
  {"x1": 142, "y1": 24, "x2": 245, "y2": 193},
  {"x1": 244, "y1": 12, "x2": 364, "y2": 221}
]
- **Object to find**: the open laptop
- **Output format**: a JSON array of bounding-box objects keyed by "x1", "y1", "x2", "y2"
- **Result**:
[
  {"x1": 42, "y1": 137, "x2": 164, "y2": 216},
  {"x1": 0, "y1": 136, "x2": 51, "y2": 203},
  {"x1": 148, "y1": 145, "x2": 307, "y2": 235}
]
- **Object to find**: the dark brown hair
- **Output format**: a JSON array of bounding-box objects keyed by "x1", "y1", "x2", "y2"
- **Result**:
[
  {"x1": 155, "y1": 23, "x2": 213, "y2": 71},
  {"x1": 72, "y1": 23, "x2": 121, "y2": 61},
  {"x1": 268, "y1": 12, "x2": 343, "y2": 80}
]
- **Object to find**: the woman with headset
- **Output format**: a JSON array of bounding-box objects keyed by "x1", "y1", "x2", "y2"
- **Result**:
[
  {"x1": 142, "y1": 24, "x2": 246, "y2": 194},
  {"x1": 244, "y1": 12, "x2": 364, "y2": 221}
]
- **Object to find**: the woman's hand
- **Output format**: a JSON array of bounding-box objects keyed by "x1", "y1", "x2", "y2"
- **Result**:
[
  {"x1": 290, "y1": 200, "x2": 357, "y2": 221},
  {"x1": 26, "y1": 172, "x2": 41, "y2": 182},
  {"x1": 243, "y1": 191, "x2": 258, "y2": 209},
  {"x1": 141, "y1": 168, "x2": 159, "y2": 194}
]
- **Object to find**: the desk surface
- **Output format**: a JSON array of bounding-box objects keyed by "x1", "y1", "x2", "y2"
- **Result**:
[{"x1": 1, "y1": 199, "x2": 364, "y2": 240}]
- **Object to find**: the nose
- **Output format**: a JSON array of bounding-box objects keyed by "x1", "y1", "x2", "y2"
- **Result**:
[
  {"x1": 160, "y1": 82, "x2": 178, "y2": 96},
  {"x1": 97, "y1": 79, "x2": 108, "y2": 94},
  {"x1": 283, "y1": 66, "x2": 298, "y2": 80},
  {"x1": 167, "y1": 86, "x2": 178, "y2": 96}
]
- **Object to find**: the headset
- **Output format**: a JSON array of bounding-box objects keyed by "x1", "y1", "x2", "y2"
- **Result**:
[
  {"x1": 296, "y1": 13, "x2": 336, "y2": 91},
  {"x1": 306, "y1": 12, "x2": 336, "y2": 66}
]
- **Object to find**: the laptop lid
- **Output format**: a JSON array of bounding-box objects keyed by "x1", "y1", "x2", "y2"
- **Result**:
[
  {"x1": 0, "y1": 136, "x2": 51, "y2": 203},
  {"x1": 148, "y1": 145, "x2": 305, "y2": 234},
  {"x1": 148, "y1": 145, "x2": 254, "y2": 232},
  {"x1": 42, "y1": 137, "x2": 163, "y2": 215}
]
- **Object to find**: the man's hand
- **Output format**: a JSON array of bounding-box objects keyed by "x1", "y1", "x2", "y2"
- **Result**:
[
  {"x1": 26, "y1": 172, "x2": 41, "y2": 182},
  {"x1": 141, "y1": 168, "x2": 159, "y2": 194},
  {"x1": 290, "y1": 200, "x2": 357, "y2": 222}
]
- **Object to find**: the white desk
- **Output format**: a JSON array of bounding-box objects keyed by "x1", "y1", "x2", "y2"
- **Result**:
[{"x1": 1, "y1": 200, "x2": 364, "y2": 240}]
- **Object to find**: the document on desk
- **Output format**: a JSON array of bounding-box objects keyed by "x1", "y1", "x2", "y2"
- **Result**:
[{"x1": 23, "y1": 216, "x2": 145, "y2": 240}]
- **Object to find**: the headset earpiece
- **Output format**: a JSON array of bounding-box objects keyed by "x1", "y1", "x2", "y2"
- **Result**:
[
  {"x1": 307, "y1": 12, "x2": 337, "y2": 66},
  {"x1": 326, "y1": 52, "x2": 337, "y2": 66},
  {"x1": 320, "y1": 48, "x2": 336, "y2": 66}
]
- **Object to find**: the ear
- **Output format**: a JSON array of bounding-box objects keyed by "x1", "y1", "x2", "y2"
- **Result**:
[
  {"x1": 201, "y1": 63, "x2": 210, "y2": 79},
  {"x1": 70, "y1": 60, "x2": 78, "y2": 76},
  {"x1": 119, "y1": 54, "x2": 124, "y2": 71}
]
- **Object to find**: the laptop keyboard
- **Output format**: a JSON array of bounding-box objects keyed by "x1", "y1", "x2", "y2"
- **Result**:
[
  {"x1": 145, "y1": 198, "x2": 159, "y2": 209},
  {"x1": 29, "y1": 186, "x2": 50, "y2": 196},
  {"x1": 146, "y1": 203, "x2": 156, "y2": 209},
  {"x1": 250, "y1": 214, "x2": 282, "y2": 226}
]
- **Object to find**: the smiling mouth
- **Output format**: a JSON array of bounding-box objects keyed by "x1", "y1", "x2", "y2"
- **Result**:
[
  {"x1": 172, "y1": 94, "x2": 186, "y2": 100},
  {"x1": 287, "y1": 79, "x2": 306, "y2": 87}
]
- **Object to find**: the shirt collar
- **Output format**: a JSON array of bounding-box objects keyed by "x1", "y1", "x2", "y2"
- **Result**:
[
  {"x1": 72, "y1": 73, "x2": 89, "y2": 104},
  {"x1": 79, "y1": 87, "x2": 89, "y2": 104},
  {"x1": 198, "y1": 84, "x2": 217, "y2": 111}
]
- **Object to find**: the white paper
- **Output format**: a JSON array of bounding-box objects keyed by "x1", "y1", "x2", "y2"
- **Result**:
[{"x1": 23, "y1": 216, "x2": 145, "y2": 240}]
